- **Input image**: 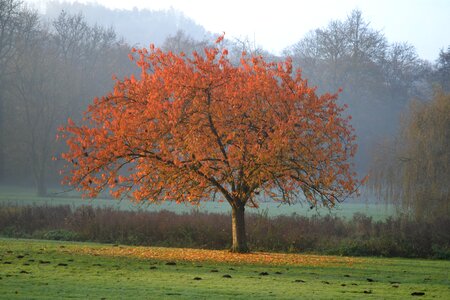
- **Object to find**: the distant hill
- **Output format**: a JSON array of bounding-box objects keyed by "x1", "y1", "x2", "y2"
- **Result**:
[{"x1": 43, "y1": 1, "x2": 211, "y2": 47}]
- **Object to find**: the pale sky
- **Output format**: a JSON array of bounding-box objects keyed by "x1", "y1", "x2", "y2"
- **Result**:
[{"x1": 25, "y1": 0, "x2": 450, "y2": 61}]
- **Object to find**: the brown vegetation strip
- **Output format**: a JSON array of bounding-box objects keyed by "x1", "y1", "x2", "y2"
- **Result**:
[{"x1": 64, "y1": 245, "x2": 363, "y2": 267}]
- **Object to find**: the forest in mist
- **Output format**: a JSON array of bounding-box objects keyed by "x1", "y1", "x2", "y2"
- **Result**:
[{"x1": 0, "y1": 0, "x2": 448, "y2": 207}]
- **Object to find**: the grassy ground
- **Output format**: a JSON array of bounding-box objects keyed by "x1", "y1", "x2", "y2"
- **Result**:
[
  {"x1": 1, "y1": 239, "x2": 449, "y2": 299},
  {"x1": 0, "y1": 185, "x2": 394, "y2": 220}
]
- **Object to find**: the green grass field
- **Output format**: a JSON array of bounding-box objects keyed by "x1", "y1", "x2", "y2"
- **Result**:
[
  {"x1": 0, "y1": 185, "x2": 394, "y2": 220},
  {"x1": 1, "y1": 238, "x2": 449, "y2": 299}
]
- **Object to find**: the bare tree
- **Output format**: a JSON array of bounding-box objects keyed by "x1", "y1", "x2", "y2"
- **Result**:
[
  {"x1": 286, "y1": 10, "x2": 388, "y2": 94},
  {"x1": 8, "y1": 22, "x2": 66, "y2": 195},
  {"x1": 162, "y1": 30, "x2": 209, "y2": 55},
  {"x1": 0, "y1": 0, "x2": 30, "y2": 181},
  {"x1": 433, "y1": 46, "x2": 450, "y2": 92}
]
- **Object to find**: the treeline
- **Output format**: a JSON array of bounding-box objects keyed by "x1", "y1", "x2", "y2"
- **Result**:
[
  {"x1": 44, "y1": 1, "x2": 209, "y2": 47},
  {"x1": 0, "y1": 0, "x2": 134, "y2": 195},
  {"x1": 284, "y1": 10, "x2": 449, "y2": 170},
  {"x1": 1, "y1": 204, "x2": 449, "y2": 259}
]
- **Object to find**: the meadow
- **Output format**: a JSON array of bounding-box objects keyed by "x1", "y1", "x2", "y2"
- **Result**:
[
  {"x1": 1, "y1": 238, "x2": 449, "y2": 299},
  {"x1": 0, "y1": 185, "x2": 394, "y2": 220}
]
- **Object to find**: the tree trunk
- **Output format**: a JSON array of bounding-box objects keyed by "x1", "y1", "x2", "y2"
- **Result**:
[
  {"x1": 230, "y1": 202, "x2": 249, "y2": 253},
  {"x1": 0, "y1": 92, "x2": 4, "y2": 183},
  {"x1": 35, "y1": 174, "x2": 47, "y2": 197}
]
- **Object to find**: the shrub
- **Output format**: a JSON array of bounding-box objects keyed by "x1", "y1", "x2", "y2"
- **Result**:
[{"x1": 42, "y1": 229, "x2": 80, "y2": 241}]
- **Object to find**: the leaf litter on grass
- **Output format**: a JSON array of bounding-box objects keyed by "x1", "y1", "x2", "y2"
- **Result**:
[{"x1": 63, "y1": 244, "x2": 363, "y2": 267}]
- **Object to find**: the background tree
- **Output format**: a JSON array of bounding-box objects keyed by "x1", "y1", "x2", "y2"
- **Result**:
[
  {"x1": 370, "y1": 89, "x2": 450, "y2": 220},
  {"x1": 286, "y1": 10, "x2": 387, "y2": 94},
  {"x1": 0, "y1": 0, "x2": 37, "y2": 181},
  {"x1": 7, "y1": 16, "x2": 61, "y2": 196},
  {"x1": 162, "y1": 30, "x2": 210, "y2": 56},
  {"x1": 432, "y1": 46, "x2": 450, "y2": 92},
  {"x1": 60, "y1": 39, "x2": 362, "y2": 252}
]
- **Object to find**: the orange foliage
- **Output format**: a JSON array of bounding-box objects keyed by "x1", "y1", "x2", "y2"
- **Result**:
[{"x1": 60, "y1": 40, "x2": 362, "y2": 208}]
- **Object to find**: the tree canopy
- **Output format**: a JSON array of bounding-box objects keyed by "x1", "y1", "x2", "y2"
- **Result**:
[{"x1": 61, "y1": 37, "x2": 363, "y2": 252}]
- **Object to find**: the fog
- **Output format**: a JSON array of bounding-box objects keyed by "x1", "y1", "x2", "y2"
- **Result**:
[{"x1": 0, "y1": 0, "x2": 448, "y2": 201}]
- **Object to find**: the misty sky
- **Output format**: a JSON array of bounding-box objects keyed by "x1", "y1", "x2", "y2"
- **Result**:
[{"x1": 25, "y1": 0, "x2": 450, "y2": 61}]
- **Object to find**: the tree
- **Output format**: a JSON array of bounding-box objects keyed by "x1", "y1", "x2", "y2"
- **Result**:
[
  {"x1": 433, "y1": 46, "x2": 450, "y2": 92},
  {"x1": 286, "y1": 9, "x2": 387, "y2": 94},
  {"x1": 162, "y1": 30, "x2": 210, "y2": 57},
  {"x1": 60, "y1": 38, "x2": 362, "y2": 253},
  {"x1": 8, "y1": 21, "x2": 61, "y2": 196},
  {"x1": 370, "y1": 89, "x2": 450, "y2": 220},
  {"x1": 51, "y1": 10, "x2": 123, "y2": 109},
  {"x1": 0, "y1": 0, "x2": 38, "y2": 181}
]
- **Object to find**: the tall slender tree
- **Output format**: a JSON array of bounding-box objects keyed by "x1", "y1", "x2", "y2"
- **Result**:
[
  {"x1": 0, "y1": 0, "x2": 37, "y2": 181},
  {"x1": 370, "y1": 89, "x2": 450, "y2": 220}
]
